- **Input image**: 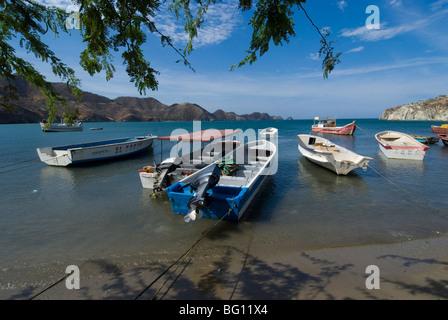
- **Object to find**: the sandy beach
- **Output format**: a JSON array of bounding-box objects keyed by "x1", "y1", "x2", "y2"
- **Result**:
[{"x1": 3, "y1": 234, "x2": 446, "y2": 301}]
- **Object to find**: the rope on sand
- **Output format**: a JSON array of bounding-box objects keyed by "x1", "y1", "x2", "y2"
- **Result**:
[
  {"x1": 28, "y1": 274, "x2": 69, "y2": 300},
  {"x1": 134, "y1": 204, "x2": 235, "y2": 300}
]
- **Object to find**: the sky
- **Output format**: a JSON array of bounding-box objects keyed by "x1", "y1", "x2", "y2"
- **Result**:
[{"x1": 13, "y1": 0, "x2": 448, "y2": 119}]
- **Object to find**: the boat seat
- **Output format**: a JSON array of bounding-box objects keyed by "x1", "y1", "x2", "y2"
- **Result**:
[
  {"x1": 218, "y1": 176, "x2": 248, "y2": 187},
  {"x1": 314, "y1": 145, "x2": 339, "y2": 152}
]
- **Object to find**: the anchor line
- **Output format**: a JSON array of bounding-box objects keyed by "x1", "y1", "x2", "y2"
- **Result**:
[
  {"x1": 229, "y1": 224, "x2": 255, "y2": 300},
  {"x1": 354, "y1": 124, "x2": 371, "y2": 134},
  {"x1": 0, "y1": 158, "x2": 40, "y2": 175},
  {"x1": 28, "y1": 274, "x2": 69, "y2": 300},
  {"x1": 367, "y1": 164, "x2": 445, "y2": 215}
]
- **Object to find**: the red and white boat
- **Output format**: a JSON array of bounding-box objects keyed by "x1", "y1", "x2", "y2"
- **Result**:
[
  {"x1": 375, "y1": 131, "x2": 429, "y2": 160},
  {"x1": 431, "y1": 124, "x2": 448, "y2": 134},
  {"x1": 311, "y1": 117, "x2": 356, "y2": 135}
]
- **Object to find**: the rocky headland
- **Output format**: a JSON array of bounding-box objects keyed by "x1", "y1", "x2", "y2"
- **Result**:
[
  {"x1": 0, "y1": 76, "x2": 283, "y2": 124},
  {"x1": 379, "y1": 95, "x2": 448, "y2": 121}
]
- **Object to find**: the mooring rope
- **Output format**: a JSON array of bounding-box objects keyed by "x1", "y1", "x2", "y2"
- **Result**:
[
  {"x1": 367, "y1": 164, "x2": 445, "y2": 214},
  {"x1": 229, "y1": 225, "x2": 255, "y2": 300},
  {"x1": 0, "y1": 158, "x2": 40, "y2": 175},
  {"x1": 134, "y1": 204, "x2": 235, "y2": 300},
  {"x1": 354, "y1": 123, "x2": 371, "y2": 134},
  {"x1": 28, "y1": 274, "x2": 69, "y2": 300}
]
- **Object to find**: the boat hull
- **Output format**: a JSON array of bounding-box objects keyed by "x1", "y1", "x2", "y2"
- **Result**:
[
  {"x1": 166, "y1": 171, "x2": 269, "y2": 221},
  {"x1": 375, "y1": 131, "x2": 429, "y2": 160},
  {"x1": 297, "y1": 134, "x2": 372, "y2": 175},
  {"x1": 439, "y1": 134, "x2": 448, "y2": 146},
  {"x1": 377, "y1": 144, "x2": 426, "y2": 160},
  {"x1": 165, "y1": 133, "x2": 277, "y2": 221},
  {"x1": 311, "y1": 121, "x2": 356, "y2": 135},
  {"x1": 40, "y1": 122, "x2": 83, "y2": 132},
  {"x1": 37, "y1": 136, "x2": 156, "y2": 166},
  {"x1": 431, "y1": 125, "x2": 448, "y2": 134}
]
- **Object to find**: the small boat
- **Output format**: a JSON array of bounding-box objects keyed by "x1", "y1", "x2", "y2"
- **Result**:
[
  {"x1": 139, "y1": 129, "x2": 241, "y2": 195},
  {"x1": 37, "y1": 135, "x2": 157, "y2": 166},
  {"x1": 297, "y1": 134, "x2": 373, "y2": 175},
  {"x1": 165, "y1": 128, "x2": 278, "y2": 222},
  {"x1": 375, "y1": 131, "x2": 429, "y2": 160},
  {"x1": 410, "y1": 134, "x2": 439, "y2": 144},
  {"x1": 90, "y1": 127, "x2": 103, "y2": 131},
  {"x1": 439, "y1": 134, "x2": 448, "y2": 146},
  {"x1": 311, "y1": 117, "x2": 356, "y2": 135},
  {"x1": 431, "y1": 124, "x2": 448, "y2": 134},
  {"x1": 40, "y1": 120, "x2": 83, "y2": 132}
]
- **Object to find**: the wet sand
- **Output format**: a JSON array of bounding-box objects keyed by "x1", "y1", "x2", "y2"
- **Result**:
[{"x1": 4, "y1": 234, "x2": 447, "y2": 300}]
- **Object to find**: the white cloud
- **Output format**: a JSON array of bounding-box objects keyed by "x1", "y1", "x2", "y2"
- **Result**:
[
  {"x1": 337, "y1": 1, "x2": 347, "y2": 11},
  {"x1": 155, "y1": 0, "x2": 242, "y2": 48},
  {"x1": 331, "y1": 56, "x2": 448, "y2": 77},
  {"x1": 346, "y1": 46, "x2": 364, "y2": 53},
  {"x1": 431, "y1": 0, "x2": 448, "y2": 10},
  {"x1": 388, "y1": 0, "x2": 402, "y2": 7},
  {"x1": 340, "y1": 20, "x2": 427, "y2": 42},
  {"x1": 34, "y1": 0, "x2": 73, "y2": 8},
  {"x1": 308, "y1": 53, "x2": 320, "y2": 61}
]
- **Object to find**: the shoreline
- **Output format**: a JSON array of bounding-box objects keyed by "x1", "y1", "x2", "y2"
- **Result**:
[{"x1": 3, "y1": 234, "x2": 447, "y2": 300}]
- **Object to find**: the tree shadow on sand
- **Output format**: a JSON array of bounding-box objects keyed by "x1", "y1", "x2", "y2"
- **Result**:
[
  {"x1": 374, "y1": 254, "x2": 448, "y2": 299},
  {"x1": 13, "y1": 248, "x2": 448, "y2": 300},
  {"x1": 141, "y1": 247, "x2": 355, "y2": 300}
]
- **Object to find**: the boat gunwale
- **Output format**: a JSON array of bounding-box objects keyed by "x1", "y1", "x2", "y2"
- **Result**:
[
  {"x1": 48, "y1": 136, "x2": 156, "y2": 151},
  {"x1": 175, "y1": 139, "x2": 277, "y2": 190},
  {"x1": 375, "y1": 131, "x2": 429, "y2": 151}
]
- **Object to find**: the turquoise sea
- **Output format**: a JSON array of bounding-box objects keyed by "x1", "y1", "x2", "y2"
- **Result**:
[{"x1": 1, "y1": 119, "x2": 448, "y2": 298}]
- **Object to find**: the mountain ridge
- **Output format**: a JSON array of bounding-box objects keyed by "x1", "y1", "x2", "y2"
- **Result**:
[{"x1": 0, "y1": 76, "x2": 283, "y2": 124}]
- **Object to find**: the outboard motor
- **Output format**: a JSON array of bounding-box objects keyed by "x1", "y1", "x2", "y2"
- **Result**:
[
  {"x1": 153, "y1": 157, "x2": 182, "y2": 193},
  {"x1": 184, "y1": 164, "x2": 221, "y2": 222}
]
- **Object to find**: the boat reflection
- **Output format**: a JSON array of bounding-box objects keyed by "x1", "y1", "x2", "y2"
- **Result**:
[
  {"x1": 374, "y1": 150, "x2": 426, "y2": 173},
  {"x1": 296, "y1": 157, "x2": 368, "y2": 200}
]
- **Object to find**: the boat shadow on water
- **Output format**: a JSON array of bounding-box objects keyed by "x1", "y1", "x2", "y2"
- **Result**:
[
  {"x1": 374, "y1": 150, "x2": 426, "y2": 173},
  {"x1": 296, "y1": 157, "x2": 368, "y2": 199},
  {"x1": 38, "y1": 149, "x2": 157, "y2": 192}
]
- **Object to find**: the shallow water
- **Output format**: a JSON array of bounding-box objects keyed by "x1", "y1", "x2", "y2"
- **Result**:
[{"x1": 1, "y1": 119, "x2": 447, "y2": 296}]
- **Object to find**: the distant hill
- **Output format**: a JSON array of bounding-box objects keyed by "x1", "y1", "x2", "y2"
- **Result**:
[
  {"x1": 0, "y1": 76, "x2": 283, "y2": 124},
  {"x1": 379, "y1": 95, "x2": 448, "y2": 121}
]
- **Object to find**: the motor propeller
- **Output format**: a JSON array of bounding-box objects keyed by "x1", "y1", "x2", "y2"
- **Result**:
[{"x1": 183, "y1": 164, "x2": 221, "y2": 223}]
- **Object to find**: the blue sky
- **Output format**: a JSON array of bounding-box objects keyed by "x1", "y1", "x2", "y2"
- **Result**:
[{"x1": 17, "y1": 0, "x2": 448, "y2": 119}]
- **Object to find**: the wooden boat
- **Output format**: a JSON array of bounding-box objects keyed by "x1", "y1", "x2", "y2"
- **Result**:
[
  {"x1": 139, "y1": 129, "x2": 241, "y2": 195},
  {"x1": 410, "y1": 134, "x2": 439, "y2": 144},
  {"x1": 375, "y1": 131, "x2": 429, "y2": 160},
  {"x1": 40, "y1": 120, "x2": 83, "y2": 132},
  {"x1": 165, "y1": 128, "x2": 278, "y2": 222},
  {"x1": 431, "y1": 124, "x2": 448, "y2": 134},
  {"x1": 37, "y1": 135, "x2": 157, "y2": 166},
  {"x1": 311, "y1": 117, "x2": 356, "y2": 135},
  {"x1": 297, "y1": 134, "x2": 373, "y2": 175},
  {"x1": 439, "y1": 134, "x2": 448, "y2": 146}
]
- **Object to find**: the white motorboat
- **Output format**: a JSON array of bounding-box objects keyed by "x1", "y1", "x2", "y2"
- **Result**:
[{"x1": 297, "y1": 134, "x2": 373, "y2": 175}]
